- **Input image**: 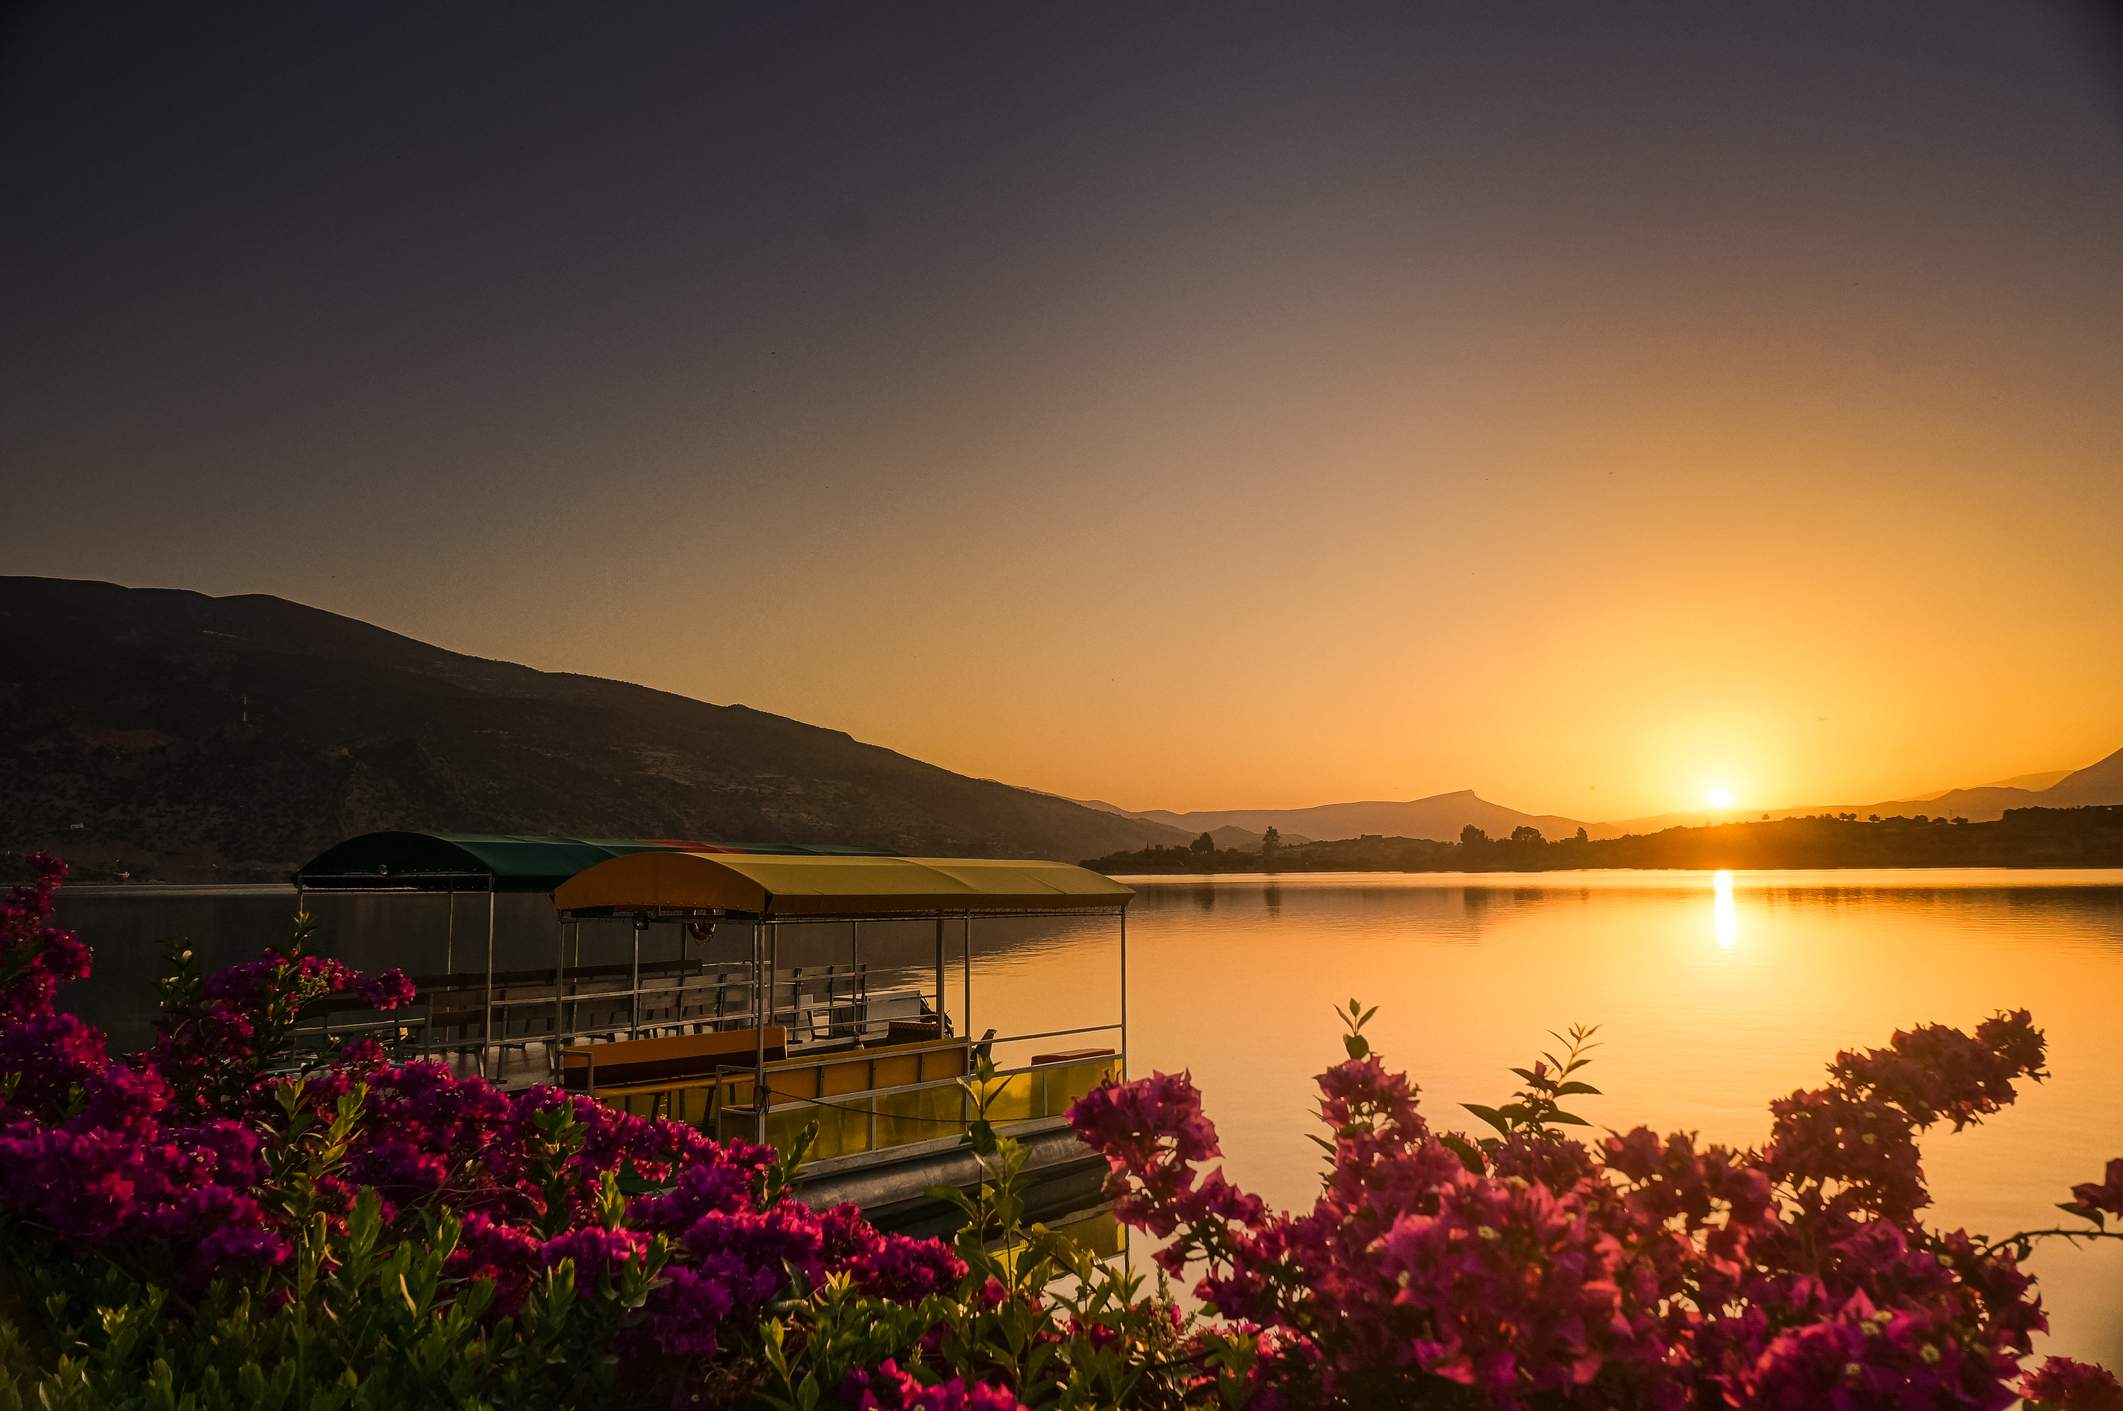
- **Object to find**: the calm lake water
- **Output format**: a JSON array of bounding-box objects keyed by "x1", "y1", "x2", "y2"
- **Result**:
[{"x1": 948, "y1": 869, "x2": 2123, "y2": 1368}]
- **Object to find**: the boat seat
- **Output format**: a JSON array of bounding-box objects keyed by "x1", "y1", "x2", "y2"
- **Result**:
[
  {"x1": 558, "y1": 1025, "x2": 789, "y2": 1092},
  {"x1": 1030, "y1": 1047, "x2": 1115, "y2": 1065}
]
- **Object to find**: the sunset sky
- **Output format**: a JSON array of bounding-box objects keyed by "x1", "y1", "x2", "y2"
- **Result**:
[{"x1": 5, "y1": 3, "x2": 2120, "y2": 820}]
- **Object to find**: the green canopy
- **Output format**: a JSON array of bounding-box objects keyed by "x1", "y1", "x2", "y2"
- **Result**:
[
  {"x1": 294, "y1": 831, "x2": 905, "y2": 893},
  {"x1": 294, "y1": 832, "x2": 663, "y2": 892}
]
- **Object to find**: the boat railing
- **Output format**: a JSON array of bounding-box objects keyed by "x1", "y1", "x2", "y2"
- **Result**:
[
  {"x1": 710, "y1": 1049, "x2": 1121, "y2": 1168},
  {"x1": 980, "y1": 1023, "x2": 1122, "y2": 1050},
  {"x1": 365, "y1": 960, "x2": 891, "y2": 1076}
]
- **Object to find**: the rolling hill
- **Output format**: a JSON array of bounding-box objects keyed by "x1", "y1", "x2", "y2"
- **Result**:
[
  {"x1": 2046, "y1": 747, "x2": 2123, "y2": 807},
  {"x1": 1096, "y1": 753, "x2": 2123, "y2": 852},
  {"x1": 0, "y1": 577, "x2": 1190, "y2": 880},
  {"x1": 1084, "y1": 790, "x2": 1592, "y2": 848},
  {"x1": 1598, "y1": 749, "x2": 2123, "y2": 835}
]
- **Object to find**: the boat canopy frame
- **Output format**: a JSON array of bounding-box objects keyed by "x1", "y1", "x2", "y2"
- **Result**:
[
  {"x1": 291, "y1": 835, "x2": 1132, "y2": 1109},
  {"x1": 552, "y1": 851, "x2": 1133, "y2": 1142},
  {"x1": 293, "y1": 832, "x2": 916, "y2": 1075}
]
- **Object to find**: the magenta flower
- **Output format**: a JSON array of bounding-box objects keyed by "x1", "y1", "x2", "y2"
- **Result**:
[
  {"x1": 2025, "y1": 1357, "x2": 2123, "y2": 1411},
  {"x1": 2066, "y1": 1158, "x2": 2123, "y2": 1222},
  {"x1": 843, "y1": 1359, "x2": 1030, "y2": 1411}
]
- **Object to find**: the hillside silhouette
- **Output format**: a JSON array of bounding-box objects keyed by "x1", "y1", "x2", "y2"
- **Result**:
[
  {"x1": 1088, "y1": 807, "x2": 2123, "y2": 874},
  {"x1": 0, "y1": 577, "x2": 1189, "y2": 879},
  {"x1": 1084, "y1": 790, "x2": 1591, "y2": 850}
]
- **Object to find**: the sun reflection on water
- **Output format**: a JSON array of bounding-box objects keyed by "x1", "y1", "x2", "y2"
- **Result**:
[{"x1": 1712, "y1": 869, "x2": 1738, "y2": 949}]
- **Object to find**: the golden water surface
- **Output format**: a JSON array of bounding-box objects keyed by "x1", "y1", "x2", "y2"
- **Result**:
[{"x1": 940, "y1": 870, "x2": 2123, "y2": 1368}]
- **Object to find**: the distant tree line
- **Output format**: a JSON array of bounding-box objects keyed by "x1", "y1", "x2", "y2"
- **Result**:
[{"x1": 1083, "y1": 805, "x2": 2123, "y2": 874}]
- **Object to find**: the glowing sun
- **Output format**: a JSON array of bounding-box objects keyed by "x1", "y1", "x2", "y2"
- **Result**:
[{"x1": 1705, "y1": 785, "x2": 1736, "y2": 811}]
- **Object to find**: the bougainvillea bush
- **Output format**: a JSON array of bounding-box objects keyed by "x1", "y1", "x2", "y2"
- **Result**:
[
  {"x1": 0, "y1": 857, "x2": 1197, "y2": 1410},
  {"x1": 1067, "y1": 1005, "x2": 2123, "y2": 1410},
  {"x1": 1, "y1": 853, "x2": 2119, "y2": 1410}
]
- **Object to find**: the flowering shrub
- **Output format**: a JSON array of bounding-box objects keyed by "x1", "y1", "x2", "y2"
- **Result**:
[
  {"x1": 1067, "y1": 999, "x2": 2123, "y2": 1409},
  {"x1": 1, "y1": 852, "x2": 2118, "y2": 1410},
  {"x1": 0, "y1": 858, "x2": 1190, "y2": 1410}
]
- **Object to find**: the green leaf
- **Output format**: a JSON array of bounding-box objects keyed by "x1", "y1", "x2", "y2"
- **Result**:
[
  {"x1": 1437, "y1": 1133, "x2": 1485, "y2": 1174},
  {"x1": 1550, "y1": 1110, "x2": 1590, "y2": 1126},
  {"x1": 1554, "y1": 1081, "x2": 1601, "y2": 1097},
  {"x1": 1343, "y1": 1033, "x2": 1369, "y2": 1060},
  {"x1": 1462, "y1": 1103, "x2": 1510, "y2": 1136}
]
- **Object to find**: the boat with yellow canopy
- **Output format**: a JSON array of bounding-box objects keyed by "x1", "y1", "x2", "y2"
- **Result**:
[
  {"x1": 294, "y1": 834, "x2": 1131, "y2": 1219},
  {"x1": 549, "y1": 851, "x2": 1131, "y2": 1183}
]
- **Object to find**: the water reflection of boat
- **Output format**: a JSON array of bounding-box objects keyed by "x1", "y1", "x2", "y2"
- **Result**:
[{"x1": 295, "y1": 831, "x2": 1130, "y2": 1227}]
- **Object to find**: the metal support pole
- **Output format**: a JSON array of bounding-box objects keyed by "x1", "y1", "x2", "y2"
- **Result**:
[
  {"x1": 630, "y1": 916, "x2": 645, "y2": 1039},
  {"x1": 552, "y1": 919, "x2": 565, "y2": 1078},
  {"x1": 481, "y1": 887, "x2": 496, "y2": 1078},
  {"x1": 1119, "y1": 909, "x2": 1129, "y2": 1080},
  {"x1": 677, "y1": 921, "x2": 689, "y2": 1037},
  {"x1": 933, "y1": 917, "x2": 946, "y2": 1036},
  {"x1": 752, "y1": 920, "x2": 770, "y2": 1144},
  {"x1": 962, "y1": 915, "x2": 972, "y2": 1053},
  {"x1": 445, "y1": 889, "x2": 456, "y2": 978},
  {"x1": 769, "y1": 922, "x2": 780, "y2": 1024}
]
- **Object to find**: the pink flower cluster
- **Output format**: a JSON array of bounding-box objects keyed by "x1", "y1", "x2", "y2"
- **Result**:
[
  {"x1": 202, "y1": 948, "x2": 415, "y2": 1014},
  {"x1": 1765, "y1": 1010, "x2": 2046, "y2": 1223},
  {"x1": 2024, "y1": 1357, "x2": 2123, "y2": 1411},
  {"x1": 1069, "y1": 1008, "x2": 2122, "y2": 1409},
  {"x1": 146, "y1": 928, "x2": 418, "y2": 1119},
  {"x1": 0, "y1": 857, "x2": 284, "y2": 1284},
  {"x1": 0, "y1": 855, "x2": 978, "y2": 1396},
  {"x1": 1066, "y1": 1070, "x2": 1260, "y2": 1243},
  {"x1": 842, "y1": 1359, "x2": 1029, "y2": 1411},
  {"x1": 2065, "y1": 1158, "x2": 2123, "y2": 1224},
  {"x1": 0, "y1": 854, "x2": 89, "y2": 1020}
]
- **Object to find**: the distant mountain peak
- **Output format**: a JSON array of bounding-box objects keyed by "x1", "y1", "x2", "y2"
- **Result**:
[
  {"x1": 2046, "y1": 746, "x2": 2123, "y2": 805},
  {"x1": 1094, "y1": 789, "x2": 1590, "y2": 847}
]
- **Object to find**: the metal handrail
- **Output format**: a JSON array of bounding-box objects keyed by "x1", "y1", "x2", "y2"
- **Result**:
[
  {"x1": 985, "y1": 1023, "x2": 1122, "y2": 1046},
  {"x1": 710, "y1": 1053, "x2": 1111, "y2": 1154},
  {"x1": 713, "y1": 1052, "x2": 1109, "y2": 1114},
  {"x1": 480, "y1": 962, "x2": 861, "y2": 1008}
]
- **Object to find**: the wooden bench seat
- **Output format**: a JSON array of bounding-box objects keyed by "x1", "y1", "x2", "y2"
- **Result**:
[
  {"x1": 1029, "y1": 1046, "x2": 1115, "y2": 1066},
  {"x1": 558, "y1": 1025, "x2": 788, "y2": 1091}
]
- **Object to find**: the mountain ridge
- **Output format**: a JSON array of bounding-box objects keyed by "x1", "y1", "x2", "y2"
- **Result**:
[
  {"x1": 1598, "y1": 749, "x2": 2123, "y2": 835},
  {"x1": 0, "y1": 576, "x2": 1191, "y2": 879},
  {"x1": 1082, "y1": 789, "x2": 1594, "y2": 848},
  {"x1": 7, "y1": 576, "x2": 2117, "y2": 878},
  {"x1": 1103, "y1": 753, "x2": 2123, "y2": 847}
]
